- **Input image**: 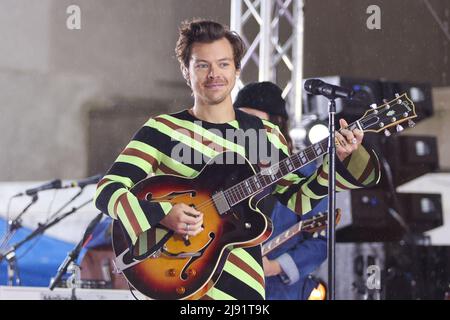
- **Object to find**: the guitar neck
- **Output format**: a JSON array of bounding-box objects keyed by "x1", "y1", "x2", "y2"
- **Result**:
[
  {"x1": 261, "y1": 213, "x2": 328, "y2": 256},
  {"x1": 223, "y1": 122, "x2": 361, "y2": 207}
]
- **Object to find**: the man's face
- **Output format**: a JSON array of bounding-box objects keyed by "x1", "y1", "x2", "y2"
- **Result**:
[{"x1": 185, "y1": 38, "x2": 240, "y2": 106}]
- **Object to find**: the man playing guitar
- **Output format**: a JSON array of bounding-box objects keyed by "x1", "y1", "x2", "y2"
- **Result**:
[{"x1": 94, "y1": 19, "x2": 380, "y2": 300}]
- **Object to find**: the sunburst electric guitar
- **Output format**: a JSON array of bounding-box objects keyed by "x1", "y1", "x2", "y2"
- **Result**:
[{"x1": 112, "y1": 93, "x2": 417, "y2": 300}]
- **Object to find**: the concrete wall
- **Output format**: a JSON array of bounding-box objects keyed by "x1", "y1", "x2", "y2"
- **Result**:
[{"x1": 1, "y1": 0, "x2": 450, "y2": 181}]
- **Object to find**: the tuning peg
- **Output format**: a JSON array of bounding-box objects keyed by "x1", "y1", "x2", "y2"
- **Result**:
[
  {"x1": 395, "y1": 93, "x2": 400, "y2": 98},
  {"x1": 408, "y1": 119, "x2": 416, "y2": 127},
  {"x1": 382, "y1": 99, "x2": 389, "y2": 104},
  {"x1": 370, "y1": 103, "x2": 377, "y2": 109},
  {"x1": 396, "y1": 124, "x2": 404, "y2": 132},
  {"x1": 384, "y1": 129, "x2": 391, "y2": 137}
]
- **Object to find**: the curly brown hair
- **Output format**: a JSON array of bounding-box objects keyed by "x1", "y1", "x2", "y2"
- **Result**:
[{"x1": 175, "y1": 19, "x2": 246, "y2": 74}]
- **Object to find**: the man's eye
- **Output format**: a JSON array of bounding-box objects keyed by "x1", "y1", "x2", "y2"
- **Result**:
[
  {"x1": 220, "y1": 63, "x2": 230, "y2": 67},
  {"x1": 197, "y1": 64, "x2": 208, "y2": 68}
]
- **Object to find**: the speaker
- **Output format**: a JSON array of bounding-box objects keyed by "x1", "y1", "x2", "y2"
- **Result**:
[
  {"x1": 382, "y1": 135, "x2": 439, "y2": 186},
  {"x1": 335, "y1": 189, "x2": 404, "y2": 242},
  {"x1": 314, "y1": 243, "x2": 450, "y2": 300},
  {"x1": 397, "y1": 193, "x2": 443, "y2": 233},
  {"x1": 335, "y1": 189, "x2": 443, "y2": 242}
]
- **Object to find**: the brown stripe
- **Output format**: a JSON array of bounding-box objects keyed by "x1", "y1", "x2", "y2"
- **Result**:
[
  {"x1": 227, "y1": 253, "x2": 265, "y2": 288},
  {"x1": 295, "y1": 191, "x2": 304, "y2": 214},
  {"x1": 157, "y1": 117, "x2": 227, "y2": 153},
  {"x1": 118, "y1": 193, "x2": 142, "y2": 236},
  {"x1": 357, "y1": 160, "x2": 374, "y2": 184},
  {"x1": 277, "y1": 178, "x2": 293, "y2": 187},
  {"x1": 319, "y1": 170, "x2": 348, "y2": 190},
  {"x1": 97, "y1": 178, "x2": 110, "y2": 188},
  {"x1": 158, "y1": 162, "x2": 180, "y2": 175},
  {"x1": 264, "y1": 125, "x2": 273, "y2": 133},
  {"x1": 265, "y1": 124, "x2": 288, "y2": 150},
  {"x1": 122, "y1": 148, "x2": 158, "y2": 171}
]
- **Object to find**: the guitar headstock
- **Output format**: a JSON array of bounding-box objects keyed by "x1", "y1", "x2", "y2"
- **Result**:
[
  {"x1": 303, "y1": 209, "x2": 342, "y2": 233},
  {"x1": 356, "y1": 93, "x2": 417, "y2": 135}
]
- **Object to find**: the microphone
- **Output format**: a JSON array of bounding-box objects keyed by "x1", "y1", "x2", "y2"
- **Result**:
[
  {"x1": 304, "y1": 79, "x2": 354, "y2": 99},
  {"x1": 63, "y1": 174, "x2": 103, "y2": 189},
  {"x1": 13, "y1": 179, "x2": 62, "y2": 197}
]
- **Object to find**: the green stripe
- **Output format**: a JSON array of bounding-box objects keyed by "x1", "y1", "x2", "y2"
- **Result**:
[
  {"x1": 159, "y1": 114, "x2": 246, "y2": 156},
  {"x1": 107, "y1": 188, "x2": 127, "y2": 218},
  {"x1": 94, "y1": 180, "x2": 115, "y2": 204},
  {"x1": 231, "y1": 248, "x2": 264, "y2": 276},
  {"x1": 127, "y1": 140, "x2": 161, "y2": 162},
  {"x1": 287, "y1": 193, "x2": 298, "y2": 213},
  {"x1": 103, "y1": 174, "x2": 134, "y2": 188},
  {"x1": 266, "y1": 130, "x2": 289, "y2": 156},
  {"x1": 159, "y1": 201, "x2": 173, "y2": 215},
  {"x1": 117, "y1": 154, "x2": 152, "y2": 173},
  {"x1": 301, "y1": 194, "x2": 312, "y2": 213},
  {"x1": 301, "y1": 173, "x2": 325, "y2": 200},
  {"x1": 345, "y1": 146, "x2": 371, "y2": 180},
  {"x1": 116, "y1": 202, "x2": 137, "y2": 244},
  {"x1": 152, "y1": 120, "x2": 219, "y2": 159},
  {"x1": 159, "y1": 153, "x2": 199, "y2": 177},
  {"x1": 127, "y1": 194, "x2": 151, "y2": 231},
  {"x1": 138, "y1": 231, "x2": 148, "y2": 256},
  {"x1": 205, "y1": 287, "x2": 236, "y2": 300},
  {"x1": 223, "y1": 261, "x2": 265, "y2": 298},
  {"x1": 273, "y1": 173, "x2": 303, "y2": 195},
  {"x1": 362, "y1": 169, "x2": 376, "y2": 186}
]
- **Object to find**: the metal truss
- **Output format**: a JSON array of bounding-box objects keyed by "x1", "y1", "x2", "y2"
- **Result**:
[{"x1": 230, "y1": 0, "x2": 305, "y2": 125}]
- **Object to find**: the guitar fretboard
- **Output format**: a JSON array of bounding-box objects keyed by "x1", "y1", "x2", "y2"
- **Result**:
[{"x1": 224, "y1": 123, "x2": 359, "y2": 206}]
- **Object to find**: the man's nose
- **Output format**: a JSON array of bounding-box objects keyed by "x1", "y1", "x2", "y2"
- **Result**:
[{"x1": 208, "y1": 65, "x2": 218, "y2": 78}]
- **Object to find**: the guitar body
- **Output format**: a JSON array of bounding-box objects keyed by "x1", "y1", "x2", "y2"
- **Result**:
[{"x1": 112, "y1": 152, "x2": 273, "y2": 300}]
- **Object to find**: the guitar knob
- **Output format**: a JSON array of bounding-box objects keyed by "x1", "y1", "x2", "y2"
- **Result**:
[
  {"x1": 408, "y1": 119, "x2": 416, "y2": 128},
  {"x1": 396, "y1": 124, "x2": 404, "y2": 132},
  {"x1": 167, "y1": 269, "x2": 177, "y2": 277},
  {"x1": 187, "y1": 269, "x2": 197, "y2": 277},
  {"x1": 384, "y1": 129, "x2": 391, "y2": 137},
  {"x1": 176, "y1": 287, "x2": 186, "y2": 295}
]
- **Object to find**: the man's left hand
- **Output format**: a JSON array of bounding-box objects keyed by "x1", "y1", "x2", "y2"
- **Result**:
[{"x1": 336, "y1": 119, "x2": 364, "y2": 162}]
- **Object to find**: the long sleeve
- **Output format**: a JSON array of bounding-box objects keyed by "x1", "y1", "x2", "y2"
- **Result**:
[
  {"x1": 93, "y1": 118, "x2": 173, "y2": 251},
  {"x1": 276, "y1": 234, "x2": 327, "y2": 285},
  {"x1": 261, "y1": 119, "x2": 381, "y2": 216}
]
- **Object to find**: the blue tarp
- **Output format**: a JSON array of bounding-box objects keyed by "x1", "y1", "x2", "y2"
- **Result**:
[{"x1": 0, "y1": 218, "x2": 76, "y2": 287}]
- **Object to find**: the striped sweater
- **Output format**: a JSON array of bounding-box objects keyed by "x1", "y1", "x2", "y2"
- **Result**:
[{"x1": 94, "y1": 109, "x2": 380, "y2": 300}]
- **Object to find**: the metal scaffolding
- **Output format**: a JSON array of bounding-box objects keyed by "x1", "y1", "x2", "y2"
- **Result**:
[{"x1": 230, "y1": 0, "x2": 305, "y2": 126}]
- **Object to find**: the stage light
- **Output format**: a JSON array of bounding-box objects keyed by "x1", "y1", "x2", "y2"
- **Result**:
[{"x1": 307, "y1": 122, "x2": 329, "y2": 144}]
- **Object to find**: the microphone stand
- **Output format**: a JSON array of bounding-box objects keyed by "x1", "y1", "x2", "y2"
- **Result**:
[
  {"x1": 49, "y1": 212, "x2": 104, "y2": 291},
  {"x1": 0, "y1": 194, "x2": 39, "y2": 286},
  {"x1": 0, "y1": 195, "x2": 39, "y2": 250},
  {"x1": 45, "y1": 187, "x2": 85, "y2": 223},
  {"x1": 0, "y1": 198, "x2": 93, "y2": 287},
  {"x1": 326, "y1": 97, "x2": 337, "y2": 300}
]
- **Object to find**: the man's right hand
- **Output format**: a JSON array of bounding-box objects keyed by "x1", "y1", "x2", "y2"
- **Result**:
[{"x1": 160, "y1": 203, "x2": 203, "y2": 237}]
